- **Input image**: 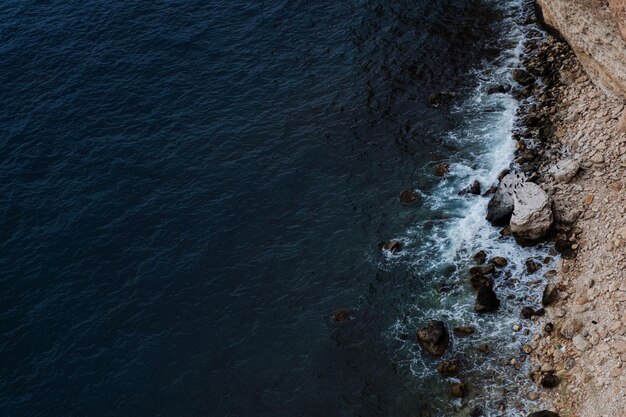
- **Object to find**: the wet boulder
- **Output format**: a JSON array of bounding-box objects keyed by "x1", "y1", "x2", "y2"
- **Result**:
[
  {"x1": 428, "y1": 92, "x2": 456, "y2": 107},
  {"x1": 487, "y1": 84, "x2": 509, "y2": 95},
  {"x1": 489, "y1": 256, "x2": 508, "y2": 268},
  {"x1": 474, "y1": 286, "x2": 500, "y2": 312},
  {"x1": 469, "y1": 264, "x2": 495, "y2": 276},
  {"x1": 525, "y1": 258, "x2": 541, "y2": 274},
  {"x1": 469, "y1": 275, "x2": 493, "y2": 290},
  {"x1": 473, "y1": 250, "x2": 487, "y2": 264},
  {"x1": 416, "y1": 320, "x2": 450, "y2": 357},
  {"x1": 437, "y1": 360, "x2": 460, "y2": 376},
  {"x1": 453, "y1": 326, "x2": 475, "y2": 336},
  {"x1": 486, "y1": 188, "x2": 514, "y2": 226},
  {"x1": 459, "y1": 180, "x2": 481, "y2": 196},
  {"x1": 434, "y1": 163, "x2": 450, "y2": 177},
  {"x1": 528, "y1": 412, "x2": 560, "y2": 417},
  {"x1": 512, "y1": 68, "x2": 534, "y2": 86},
  {"x1": 449, "y1": 382, "x2": 466, "y2": 398},
  {"x1": 382, "y1": 240, "x2": 403, "y2": 253},
  {"x1": 399, "y1": 188, "x2": 421, "y2": 206},
  {"x1": 520, "y1": 307, "x2": 537, "y2": 319}
]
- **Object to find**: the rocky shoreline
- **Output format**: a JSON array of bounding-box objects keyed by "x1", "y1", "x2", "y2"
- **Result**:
[{"x1": 483, "y1": 6, "x2": 626, "y2": 416}]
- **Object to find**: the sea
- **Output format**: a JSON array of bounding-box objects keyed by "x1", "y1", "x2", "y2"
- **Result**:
[{"x1": 0, "y1": 1, "x2": 555, "y2": 416}]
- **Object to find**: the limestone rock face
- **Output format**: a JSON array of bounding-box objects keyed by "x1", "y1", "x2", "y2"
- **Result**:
[
  {"x1": 536, "y1": 0, "x2": 626, "y2": 99},
  {"x1": 510, "y1": 182, "x2": 553, "y2": 243}
]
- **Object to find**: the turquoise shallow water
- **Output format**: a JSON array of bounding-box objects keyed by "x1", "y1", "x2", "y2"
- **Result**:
[{"x1": 0, "y1": 1, "x2": 547, "y2": 416}]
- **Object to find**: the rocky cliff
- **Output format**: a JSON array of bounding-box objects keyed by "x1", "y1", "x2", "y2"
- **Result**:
[{"x1": 536, "y1": 0, "x2": 626, "y2": 99}]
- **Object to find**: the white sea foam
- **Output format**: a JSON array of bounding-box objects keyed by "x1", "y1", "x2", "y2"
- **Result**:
[{"x1": 383, "y1": 1, "x2": 558, "y2": 415}]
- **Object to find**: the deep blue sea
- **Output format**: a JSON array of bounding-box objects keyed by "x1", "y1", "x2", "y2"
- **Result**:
[{"x1": 0, "y1": 1, "x2": 552, "y2": 416}]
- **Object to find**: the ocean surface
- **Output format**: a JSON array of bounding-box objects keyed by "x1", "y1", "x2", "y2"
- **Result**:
[{"x1": 0, "y1": 1, "x2": 553, "y2": 416}]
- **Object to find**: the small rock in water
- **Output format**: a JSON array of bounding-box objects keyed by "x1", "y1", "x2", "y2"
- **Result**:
[
  {"x1": 398, "y1": 188, "x2": 421, "y2": 206},
  {"x1": 473, "y1": 250, "x2": 487, "y2": 264},
  {"x1": 437, "y1": 360, "x2": 460, "y2": 376},
  {"x1": 540, "y1": 374, "x2": 559, "y2": 389},
  {"x1": 489, "y1": 256, "x2": 508, "y2": 267},
  {"x1": 474, "y1": 286, "x2": 500, "y2": 312},
  {"x1": 469, "y1": 264, "x2": 496, "y2": 276},
  {"x1": 544, "y1": 322, "x2": 554, "y2": 334},
  {"x1": 522, "y1": 344, "x2": 533, "y2": 354},
  {"x1": 449, "y1": 382, "x2": 466, "y2": 398},
  {"x1": 526, "y1": 258, "x2": 541, "y2": 274},
  {"x1": 528, "y1": 412, "x2": 559, "y2": 417},
  {"x1": 478, "y1": 343, "x2": 490, "y2": 354},
  {"x1": 453, "y1": 326, "x2": 475, "y2": 336},
  {"x1": 416, "y1": 320, "x2": 450, "y2": 357},
  {"x1": 520, "y1": 307, "x2": 536, "y2": 319},
  {"x1": 487, "y1": 84, "x2": 509, "y2": 94},
  {"x1": 382, "y1": 240, "x2": 402, "y2": 253},
  {"x1": 469, "y1": 405, "x2": 482, "y2": 417},
  {"x1": 513, "y1": 324, "x2": 521, "y2": 332},
  {"x1": 459, "y1": 180, "x2": 481, "y2": 196},
  {"x1": 428, "y1": 91, "x2": 456, "y2": 107},
  {"x1": 434, "y1": 163, "x2": 449, "y2": 177},
  {"x1": 331, "y1": 309, "x2": 352, "y2": 324}
]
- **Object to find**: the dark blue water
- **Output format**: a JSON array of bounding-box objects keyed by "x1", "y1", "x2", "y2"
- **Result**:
[{"x1": 1, "y1": 1, "x2": 521, "y2": 416}]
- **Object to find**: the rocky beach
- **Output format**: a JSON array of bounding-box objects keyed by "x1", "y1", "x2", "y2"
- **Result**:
[{"x1": 482, "y1": 1, "x2": 626, "y2": 415}]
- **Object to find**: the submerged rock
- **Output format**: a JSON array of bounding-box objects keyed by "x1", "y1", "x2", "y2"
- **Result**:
[
  {"x1": 331, "y1": 309, "x2": 352, "y2": 324},
  {"x1": 487, "y1": 84, "x2": 509, "y2": 94},
  {"x1": 469, "y1": 264, "x2": 495, "y2": 276},
  {"x1": 528, "y1": 412, "x2": 559, "y2": 417},
  {"x1": 416, "y1": 320, "x2": 450, "y2": 357},
  {"x1": 473, "y1": 250, "x2": 487, "y2": 264},
  {"x1": 434, "y1": 163, "x2": 450, "y2": 177},
  {"x1": 437, "y1": 360, "x2": 460, "y2": 376},
  {"x1": 399, "y1": 188, "x2": 421, "y2": 206},
  {"x1": 470, "y1": 405, "x2": 483, "y2": 417},
  {"x1": 428, "y1": 91, "x2": 456, "y2": 107},
  {"x1": 489, "y1": 256, "x2": 508, "y2": 267},
  {"x1": 474, "y1": 286, "x2": 500, "y2": 312},
  {"x1": 449, "y1": 382, "x2": 466, "y2": 398},
  {"x1": 382, "y1": 240, "x2": 403, "y2": 253},
  {"x1": 453, "y1": 326, "x2": 475, "y2": 336}
]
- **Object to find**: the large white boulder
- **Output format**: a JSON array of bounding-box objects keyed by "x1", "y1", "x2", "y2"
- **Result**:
[{"x1": 510, "y1": 182, "x2": 553, "y2": 243}]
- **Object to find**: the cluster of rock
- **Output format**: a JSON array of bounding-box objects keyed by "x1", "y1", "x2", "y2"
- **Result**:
[{"x1": 507, "y1": 19, "x2": 626, "y2": 417}]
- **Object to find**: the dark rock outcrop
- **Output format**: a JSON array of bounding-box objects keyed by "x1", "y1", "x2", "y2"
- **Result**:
[
  {"x1": 474, "y1": 286, "x2": 500, "y2": 313},
  {"x1": 416, "y1": 320, "x2": 450, "y2": 357},
  {"x1": 528, "y1": 412, "x2": 559, "y2": 417},
  {"x1": 399, "y1": 188, "x2": 421, "y2": 206}
]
